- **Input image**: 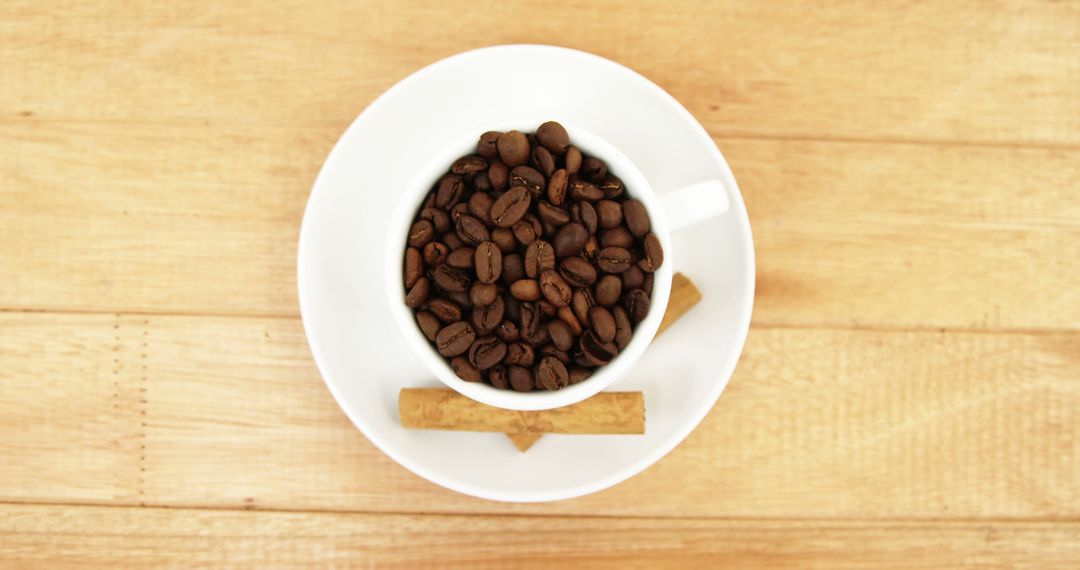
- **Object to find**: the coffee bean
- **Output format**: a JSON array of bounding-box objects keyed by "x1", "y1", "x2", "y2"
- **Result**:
[
  {"x1": 470, "y1": 171, "x2": 492, "y2": 193},
  {"x1": 612, "y1": 305, "x2": 633, "y2": 349},
  {"x1": 557, "y1": 305, "x2": 583, "y2": 336},
  {"x1": 519, "y1": 302, "x2": 543, "y2": 341},
  {"x1": 643, "y1": 272, "x2": 654, "y2": 295},
  {"x1": 537, "y1": 299, "x2": 557, "y2": 318},
  {"x1": 572, "y1": 287, "x2": 595, "y2": 325},
  {"x1": 497, "y1": 130, "x2": 530, "y2": 167},
  {"x1": 583, "y1": 236, "x2": 599, "y2": 261},
  {"x1": 419, "y1": 207, "x2": 451, "y2": 233},
  {"x1": 596, "y1": 246, "x2": 632, "y2": 273},
  {"x1": 599, "y1": 227, "x2": 634, "y2": 249},
  {"x1": 446, "y1": 247, "x2": 474, "y2": 269},
  {"x1": 404, "y1": 247, "x2": 423, "y2": 288},
  {"x1": 599, "y1": 175, "x2": 625, "y2": 199},
  {"x1": 422, "y1": 241, "x2": 449, "y2": 266},
  {"x1": 442, "y1": 232, "x2": 465, "y2": 251},
  {"x1": 569, "y1": 179, "x2": 603, "y2": 202},
  {"x1": 510, "y1": 279, "x2": 541, "y2": 301},
  {"x1": 553, "y1": 223, "x2": 588, "y2": 258},
  {"x1": 621, "y1": 265, "x2": 645, "y2": 290},
  {"x1": 539, "y1": 269, "x2": 572, "y2": 307},
  {"x1": 435, "y1": 321, "x2": 475, "y2": 357},
  {"x1": 432, "y1": 264, "x2": 470, "y2": 293},
  {"x1": 622, "y1": 199, "x2": 650, "y2": 237},
  {"x1": 572, "y1": 201, "x2": 598, "y2": 235},
  {"x1": 450, "y1": 355, "x2": 482, "y2": 382},
  {"x1": 596, "y1": 200, "x2": 623, "y2": 229},
  {"x1": 547, "y1": 169, "x2": 568, "y2": 206},
  {"x1": 490, "y1": 227, "x2": 516, "y2": 253},
  {"x1": 490, "y1": 186, "x2": 531, "y2": 228},
  {"x1": 488, "y1": 161, "x2": 509, "y2": 192},
  {"x1": 588, "y1": 306, "x2": 617, "y2": 343},
  {"x1": 435, "y1": 174, "x2": 466, "y2": 210},
  {"x1": 502, "y1": 253, "x2": 525, "y2": 285},
  {"x1": 639, "y1": 232, "x2": 664, "y2": 272},
  {"x1": 508, "y1": 366, "x2": 534, "y2": 392},
  {"x1": 547, "y1": 320, "x2": 574, "y2": 351},
  {"x1": 506, "y1": 342, "x2": 535, "y2": 367},
  {"x1": 540, "y1": 345, "x2": 571, "y2": 365},
  {"x1": 569, "y1": 367, "x2": 592, "y2": 385},
  {"x1": 452, "y1": 155, "x2": 488, "y2": 175},
  {"x1": 405, "y1": 277, "x2": 430, "y2": 308},
  {"x1": 537, "y1": 201, "x2": 570, "y2": 226},
  {"x1": 468, "y1": 336, "x2": 507, "y2": 370},
  {"x1": 447, "y1": 290, "x2": 472, "y2": 309},
  {"x1": 416, "y1": 311, "x2": 441, "y2": 341},
  {"x1": 536, "y1": 121, "x2": 569, "y2": 155},
  {"x1": 423, "y1": 192, "x2": 437, "y2": 209},
  {"x1": 428, "y1": 298, "x2": 462, "y2": 323},
  {"x1": 624, "y1": 288, "x2": 651, "y2": 323},
  {"x1": 581, "y1": 157, "x2": 607, "y2": 183},
  {"x1": 472, "y1": 295, "x2": 505, "y2": 332},
  {"x1": 470, "y1": 282, "x2": 498, "y2": 306},
  {"x1": 510, "y1": 166, "x2": 545, "y2": 199},
  {"x1": 564, "y1": 146, "x2": 582, "y2": 174},
  {"x1": 532, "y1": 146, "x2": 556, "y2": 178},
  {"x1": 487, "y1": 366, "x2": 508, "y2": 389},
  {"x1": 477, "y1": 131, "x2": 501, "y2": 161},
  {"x1": 496, "y1": 320, "x2": 520, "y2": 342},
  {"x1": 524, "y1": 240, "x2": 556, "y2": 278},
  {"x1": 540, "y1": 217, "x2": 557, "y2": 239},
  {"x1": 504, "y1": 295, "x2": 521, "y2": 322},
  {"x1": 407, "y1": 219, "x2": 434, "y2": 248},
  {"x1": 536, "y1": 356, "x2": 569, "y2": 390},
  {"x1": 594, "y1": 274, "x2": 622, "y2": 307},
  {"x1": 467, "y1": 192, "x2": 493, "y2": 224},
  {"x1": 511, "y1": 219, "x2": 537, "y2": 245},
  {"x1": 456, "y1": 215, "x2": 489, "y2": 245},
  {"x1": 474, "y1": 241, "x2": 502, "y2": 284},
  {"x1": 579, "y1": 331, "x2": 617, "y2": 366},
  {"x1": 559, "y1": 257, "x2": 597, "y2": 287}
]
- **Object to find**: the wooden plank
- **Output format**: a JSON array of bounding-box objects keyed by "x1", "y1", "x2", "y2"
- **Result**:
[
  {"x1": 2, "y1": 123, "x2": 1078, "y2": 329},
  {"x1": 1, "y1": 504, "x2": 1078, "y2": 569},
  {"x1": 1, "y1": 1, "x2": 1077, "y2": 145},
  {"x1": 1, "y1": 313, "x2": 1076, "y2": 517}
]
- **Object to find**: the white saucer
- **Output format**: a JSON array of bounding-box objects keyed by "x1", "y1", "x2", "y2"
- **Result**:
[{"x1": 298, "y1": 45, "x2": 755, "y2": 502}]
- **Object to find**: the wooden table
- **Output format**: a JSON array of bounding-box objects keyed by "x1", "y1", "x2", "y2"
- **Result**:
[{"x1": 2, "y1": 1, "x2": 1078, "y2": 567}]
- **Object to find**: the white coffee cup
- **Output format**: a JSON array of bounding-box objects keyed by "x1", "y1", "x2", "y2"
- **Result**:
[{"x1": 385, "y1": 122, "x2": 729, "y2": 411}]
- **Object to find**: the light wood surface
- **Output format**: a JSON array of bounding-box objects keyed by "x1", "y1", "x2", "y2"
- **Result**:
[{"x1": 2, "y1": 0, "x2": 1077, "y2": 567}]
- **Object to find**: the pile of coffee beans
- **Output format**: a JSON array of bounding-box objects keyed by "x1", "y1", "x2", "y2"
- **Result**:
[{"x1": 402, "y1": 121, "x2": 664, "y2": 392}]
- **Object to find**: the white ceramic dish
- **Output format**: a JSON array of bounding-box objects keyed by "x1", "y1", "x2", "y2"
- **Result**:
[{"x1": 298, "y1": 45, "x2": 755, "y2": 502}]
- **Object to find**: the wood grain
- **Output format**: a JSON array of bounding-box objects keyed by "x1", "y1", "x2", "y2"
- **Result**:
[
  {"x1": 1, "y1": 504, "x2": 1078, "y2": 570},
  {"x1": 2, "y1": 123, "x2": 1077, "y2": 329},
  {"x1": 2, "y1": 313, "x2": 1076, "y2": 518},
  {"x1": 2, "y1": 1, "x2": 1077, "y2": 145}
]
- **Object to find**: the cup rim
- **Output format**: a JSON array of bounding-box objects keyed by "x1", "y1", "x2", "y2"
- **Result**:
[{"x1": 385, "y1": 120, "x2": 674, "y2": 411}]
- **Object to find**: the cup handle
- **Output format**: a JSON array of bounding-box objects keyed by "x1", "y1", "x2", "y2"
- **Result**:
[{"x1": 657, "y1": 180, "x2": 731, "y2": 231}]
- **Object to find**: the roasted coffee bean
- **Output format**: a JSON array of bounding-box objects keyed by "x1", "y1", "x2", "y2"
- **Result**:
[
  {"x1": 539, "y1": 269, "x2": 572, "y2": 307},
  {"x1": 639, "y1": 233, "x2": 664, "y2": 272},
  {"x1": 583, "y1": 236, "x2": 599, "y2": 261},
  {"x1": 405, "y1": 277, "x2": 430, "y2": 308},
  {"x1": 404, "y1": 247, "x2": 423, "y2": 288},
  {"x1": 553, "y1": 223, "x2": 588, "y2": 258},
  {"x1": 596, "y1": 246, "x2": 632, "y2": 273},
  {"x1": 573, "y1": 352, "x2": 597, "y2": 369},
  {"x1": 536, "y1": 356, "x2": 569, "y2": 390},
  {"x1": 502, "y1": 253, "x2": 525, "y2": 285},
  {"x1": 407, "y1": 219, "x2": 434, "y2": 248},
  {"x1": 472, "y1": 295, "x2": 505, "y2": 331},
  {"x1": 447, "y1": 290, "x2": 472, "y2": 309},
  {"x1": 532, "y1": 146, "x2": 556, "y2": 178},
  {"x1": 643, "y1": 272, "x2": 654, "y2": 295},
  {"x1": 572, "y1": 201, "x2": 598, "y2": 235},
  {"x1": 547, "y1": 320, "x2": 574, "y2": 351},
  {"x1": 539, "y1": 345, "x2": 571, "y2": 365},
  {"x1": 579, "y1": 331, "x2": 617, "y2": 366},
  {"x1": 423, "y1": 192, "x2": 437, "y2": 209},
  {"x1": 581, "y1": 157, "x2": 607, "y2": 183},
  {"x1": 572, "y1": 287, "x2": 595, "y2": 326},
  {"x1": 435, "y1": 174, "x2": 466, "y2": 210},
  {"x1": 467, "y1": 192, "x2": 494, "y2": 223},
  {"x1": 596, "y1": 200, "x2": 623, "y2": 229},
  {"x1": 442, "y1": 232, "x2": 465, "y2": 251},
  {"x1": 419, "y1": 207, "x2": 451, "y2": 233},
  {"x1": 452, "y1": 155, "x2": 488, "y2": 175},
  {"x1": 624, "y1": 288, "x2": 651, "y2": 323},
  {"x1": 456, "y1": 215, "x2": 490, "y2": 245},
  {"x1": 519, "y1": 302, "x2": 542, "y2": 338},
  {"x1": 510, "y1": 279, "x2": 542, "y2": 301},
  {"x1": 490, "y1": 227, "x2": 516, "y2": 253},
  {"x1": 504, "y1": 295, "x2": 521, "y2": 322},
  {"x1": 621, "y1": 265, "x2": 645, "y2": 290},
  {"x1": 547, "y1": 168, "x2": 568, "y2": 206},
  {"x1": 422, "y1": 241, "x2": 450, "y2": 266},
  {"x1": 488, "y1": 365, "x2": 509, "y2": 389},
  {"x1": 557, "y1": 305, "x2": 583, "y2": 336},
  {"x1": 537, "y1": 201, "x2": 570, "y2": 226},
  {"x1": 510, "y1": 166, "x2": 545, "y2": 199},
  {"x1": 524, "y1": 240, "x2": 556, "y2": 277},
  {"x1": 613, "y1": 305, "x2": 633, "y2": 350},
  {"x1": 512, "y1": 219, "x2": 537, "y2": 245},
  {"x1": 564, "y1": 146, "x2": 582, "y2": 174},
  {"x1": 490, "y1": 186, "x2": 531, "y2": 228},
  {"x1": 470, "y1": 171, "x2": 492, "y2": 193},
  {"x1": 470, "y1": 282, "x2": 498, "y2": 306},
  {"x1": 569, "y1": 367, "x2": 592, "y2": 385},
  {"x1": 435, "y1": 321, "x2": 475, "y2": 357},
  {"x1": 560, "y1": 256, "x2": 597, "y2": 287},
  {"x1": 622, "y1": 199, "x2": 650, "y2": 237},
  {"x1": 450, "y1": 356, "x2": 482, "y2": 382},
  {"x1": 495, "y1": 320, "x2": 520, "y2": 343},
  {"x1": 488, "y1": 161, "x2": 509, "y2": 192},
  {"x1": 537, "y1": 299, "x2": 557, "y2": 318},
  {"x1": 595, "y1": 274, "x2": 622, "y2": 307},
  {"x1": 569, "y1": 179, "x2": 603, "y2": 202},
  {"x1": 474, "y1": 241, "x2": 502, "y2": 284},
  {"x1": 477, "y1": 131, "x2": 501, "y2": 161},
  {"x1": 540, "y1": 217, "x2": 557, "y2": 239},
  {"x1": 588, "y1": 306, "x2": 616, "y2": 343},
  {"x1": 599, "y1": 226, "x2": 634, "y2": 249},
  {"x1": 536, "y1": 121, "x2": 569, "y2": 154},
  {"x1": 508, "y1": 366, "x2": 534, "y2": 392},
  {"x1": 599, "y1": 175, "x2": 625, "y2": 199},
  {"x1": 446, "y1": 247, "x2": 475, "y2": 269},
  {"x1": 428, "y1": 298, "x2": 462, "y2": 323},
  {"x1": 497, "y1": 130, "x2": 530, "y2": 167},
  {"x1": 506, "y1": 342, "x2": 535, "y2": 367},
  {"x1": 416, "y1": 311, "x2": 441, "y2": 341},
  {"x1": 432, "y1": 264, "x2": 471, "y2": 293},
  {"x1": 469, "y1": 336, "x2": 507, "y2": 370}
]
